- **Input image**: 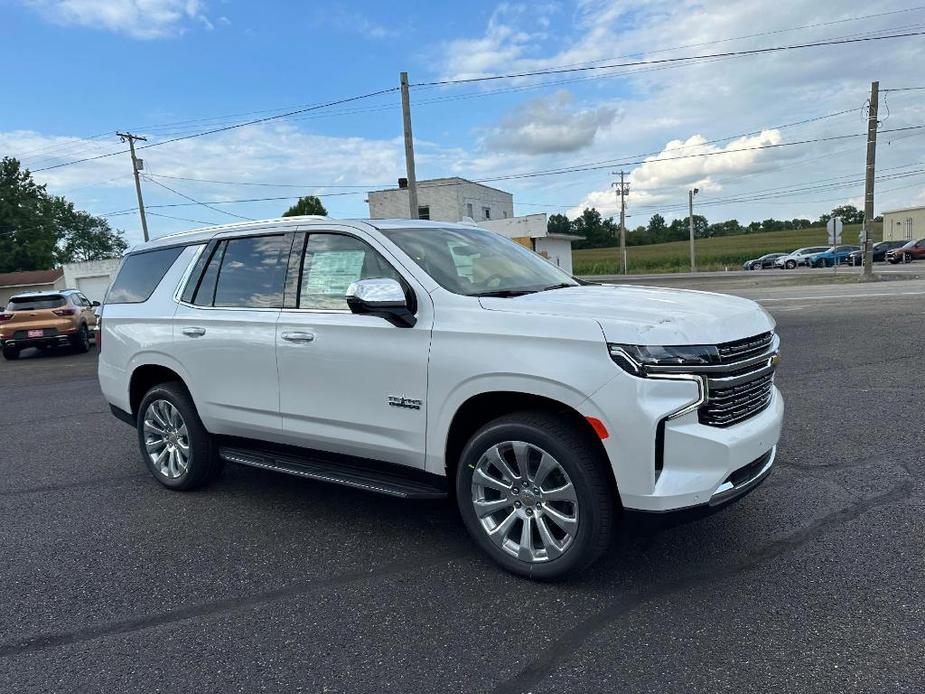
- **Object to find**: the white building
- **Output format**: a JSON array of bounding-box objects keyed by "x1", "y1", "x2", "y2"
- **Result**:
[
  {"x1": 480, "y1": 214, "x2": 580, "y2": 275},
  {"x1": 62, "y1": 258, "x2": 122, "y2": 303},
  {"x1": 882, "y1": 206, "x2": 925, "y2": 242},
  {"x1": 368, "y1": 177, "x2": 513, "y2": 222}
]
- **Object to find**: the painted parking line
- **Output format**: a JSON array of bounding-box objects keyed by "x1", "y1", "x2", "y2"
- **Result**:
[{"x1": 756, "y1": 290, "x2": 925, "y2": 302}]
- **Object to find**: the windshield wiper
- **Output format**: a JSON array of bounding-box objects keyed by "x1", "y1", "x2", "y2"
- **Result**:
[
  {"x1": 538, "y1": 283, "x2": 576, "y2": 292},
  {"x1": 472, "y1": 289, "x2": 536, "y2": 298}
]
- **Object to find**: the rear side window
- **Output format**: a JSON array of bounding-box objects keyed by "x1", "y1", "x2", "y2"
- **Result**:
[
  {"x1": 212, "y1": 235, "x2": 290, "y2": 308},
  {"x1": 7, "y1": 295, "x2": 66, "y2": 311},
  {"x1": 107, "y1": 247, "x2": 184, "y2": 304}
]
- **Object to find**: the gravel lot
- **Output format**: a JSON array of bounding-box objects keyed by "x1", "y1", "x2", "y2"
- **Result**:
[{"x1": 1, "y1": 285, "x2": 923, "y2": 693}]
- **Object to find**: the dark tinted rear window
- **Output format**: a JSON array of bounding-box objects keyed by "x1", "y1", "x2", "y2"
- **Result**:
[
  {"x1": 7, "y1": 295, "x2": 66, "y2": 311},
  {"x1": 212, "y1": 235, "x2": 289, "y2": 308},
  {"x1": 107, "y1": 247, "x2": 184, "y2": 304}
]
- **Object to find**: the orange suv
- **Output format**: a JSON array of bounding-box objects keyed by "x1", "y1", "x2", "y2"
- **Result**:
[{"x1": 0, "y1": 289, "x2": 98, "y2": 360}]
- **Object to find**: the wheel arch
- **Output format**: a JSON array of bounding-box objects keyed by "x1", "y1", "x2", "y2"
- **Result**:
[
  {"x1": 442, "y1": 390, "x2": 615, "y2": 498},
  {"x1": 129, "y1": 363, "x2": 190, "y2": 418}
]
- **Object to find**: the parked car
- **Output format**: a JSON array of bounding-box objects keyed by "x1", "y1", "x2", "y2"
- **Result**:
[
  {"x1": 807, "y1": 245, "x2": 860, "y2": 268},
  {"x1": 99, "y1": 218, "x2": 783, "y2": 579},
  {"x1": 1, "y1": 289, "x2": 98, "y2": 360},
  {"x1": 773, "y1": 246, "x2": 830, "y2": 269},
  {"x1": 846, "y1": 240, "x2": 908, "y2": 266},
  {"x1": 743, "y1": 253, "x2": 788, "y2": 270},
  {"x1": 886, "y1": 238, "x2": 925, "y2": 264}
]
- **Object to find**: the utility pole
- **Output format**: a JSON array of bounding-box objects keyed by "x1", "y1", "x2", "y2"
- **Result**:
[
  {"x1": 612, "y1": 170, "x2": 630, "y2": 274},
  {"x1": 688, "y1": 187, "x2": 699, "y2": 272},
  {"x1": 399, "y1": 72, "x2": 419, "y2": 220},
  {"x1": 862, "y1": 80, "x2": 879, "y2": 279},
  {"x1": 117, "y1": 132, "x2": 149, "y2": 242}
]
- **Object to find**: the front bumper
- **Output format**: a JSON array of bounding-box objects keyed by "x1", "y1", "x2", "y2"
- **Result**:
[{"x1": 582, "y1": 371, "x2": 784, "y2": 513}]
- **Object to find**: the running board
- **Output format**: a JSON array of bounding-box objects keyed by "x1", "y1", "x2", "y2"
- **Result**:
[{"x1": 218, "y1": 446, "x2": 447, "y2": 500}]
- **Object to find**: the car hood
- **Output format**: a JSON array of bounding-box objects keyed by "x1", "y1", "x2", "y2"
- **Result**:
[{"x1": 479, "y1": 285, "x2": 774, "y2": 344}]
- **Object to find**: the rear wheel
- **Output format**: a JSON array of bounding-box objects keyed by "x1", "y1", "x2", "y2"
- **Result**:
[
  {"x1": 455, "y1": 411, "x2": 616, "y2": 580},
  {"x1": 137, "y1": 382, "x2": 223, "y2": 490},
  {"x1": 2, "y1": 346, "x2": 19, "y2": 361},
  {"x1": 71, "y1": 324, "x2": 90, "y2": 353}
]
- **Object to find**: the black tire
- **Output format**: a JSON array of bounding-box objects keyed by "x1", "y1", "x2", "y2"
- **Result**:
[
  {"x1": 72, "y1": 324, "x2": 90, "y2": 353},
  {"x1": 136, "y1": 382, "x2": 223, "y2": 490},
  {"x1": 785, "y1": 260, "x2": 796, "y2": 269},
  {"x1": 2, "y1": 346, "x2": 19, "y2": 361},
  {"x1": 455, "y1": 410, "x2": 616, "y2": 580}
]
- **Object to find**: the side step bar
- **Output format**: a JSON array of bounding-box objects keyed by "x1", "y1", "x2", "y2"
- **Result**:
[{"x1": 218, "y1": 446, "x2": 447, "y2": 500}]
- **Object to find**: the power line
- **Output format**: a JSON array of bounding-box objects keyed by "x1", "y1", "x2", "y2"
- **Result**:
[
  {"x1": 142, "y1": 175, "x2": 253, "y2": 221},
  {"x1": 147, "y1": 211, "x2": 222, "y2": 226},
  {"x1": 144, "y1": 173, "x2": 385, "y2": 189},
  {"x1": 881, "y1": 86, "x2": 925, "y2": 92},
  {"x1": 413, "y1": 30, "x2": 925, "y2": 87},
  {"x1": 30, "y1": 87, "x2": 400, "y2": 174}
]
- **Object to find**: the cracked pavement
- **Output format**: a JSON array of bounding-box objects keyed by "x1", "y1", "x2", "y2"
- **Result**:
[{"x1": 0, "y1": 286, "x2": 922, "y2": 693}]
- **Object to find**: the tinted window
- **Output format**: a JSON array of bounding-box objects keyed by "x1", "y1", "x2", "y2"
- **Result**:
[
  {"x1": 107, "y1": 247, "x2": 184, "y2": 304},
  {"x1": 299, "y1": 233, "x2": 403, "y2": 310},
  {"x1": 213, "y1": 235, "x2": 289, "y2": 308},
  {"x1": 7, "y1": 295, "x2": 66, "y2": 311},
  {"x1": 191, "y1": 243, "x2": 224, "y2": 306}
]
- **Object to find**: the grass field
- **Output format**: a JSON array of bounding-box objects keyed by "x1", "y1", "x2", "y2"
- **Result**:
[{"x1": 573, "y1": 222, "x2": 882, "y2": 275}]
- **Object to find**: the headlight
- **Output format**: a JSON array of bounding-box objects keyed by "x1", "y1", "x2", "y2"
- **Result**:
[{"x1": 609, "y1": 343, "x2": 720, "y2": 375}]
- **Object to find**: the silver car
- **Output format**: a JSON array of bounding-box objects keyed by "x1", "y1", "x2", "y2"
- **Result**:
[{"x1": 773, "y1": 246, "x2": 830, "y2": 269}]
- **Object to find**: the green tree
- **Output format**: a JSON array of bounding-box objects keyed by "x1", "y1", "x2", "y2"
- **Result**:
[
  {"x1": 282, "y1": 195, "x2": 328, "y2": 217},
  {"x1": 54, "y1": 197, "x2": 128, "y2": 262},
  {"x1": 0, "y1": 157, "x2": 59, "y2": 272},
  {"x1": 830, "y1": 204, "x2": 863, "y2": 224},
  {"x1": 0, "y1": 157, "x2": 128, "y2": 272},
  {"x1": 547, "y1": 213, "x2": 570, "y2": 235}
]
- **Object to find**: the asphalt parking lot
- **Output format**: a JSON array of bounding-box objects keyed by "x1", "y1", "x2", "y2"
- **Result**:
[{"x1": 1, "y1": 282, "x2": 923, "y2": 693}]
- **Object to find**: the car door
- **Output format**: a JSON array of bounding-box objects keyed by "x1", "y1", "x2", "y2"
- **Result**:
[
  {"x1": 172, "y1": 231, "x2": 294, "y2": 438},
  {"x1": 275, "y1": 227, "x2": 433, "y2": 469},
  {"x1": 75, "y1": 293, "x2": 97, "y2": 329}
]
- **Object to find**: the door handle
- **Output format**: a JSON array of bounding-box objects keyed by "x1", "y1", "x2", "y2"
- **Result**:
[
  {"x1": 281, "y1": 331, "x2": 315, "y2": 344},
  {"x1": 182, "y1": 327, "x2": 206, "y2": 337}
]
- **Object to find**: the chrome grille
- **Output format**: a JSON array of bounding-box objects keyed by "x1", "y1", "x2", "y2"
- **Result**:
[
  {"x1": 716, "y1": 331, "x2": 773, "y2": 363},
  {"x1": 699, "y1": 372, "x2": 774, "y2": 427}
]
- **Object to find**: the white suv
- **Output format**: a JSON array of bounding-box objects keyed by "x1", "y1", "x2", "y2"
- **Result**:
[{"x1": 99, "y1": 217, "x2": 783, "y2": 579}]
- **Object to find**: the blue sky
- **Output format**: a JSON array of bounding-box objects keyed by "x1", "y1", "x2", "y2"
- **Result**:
[{"x1": 2, "y1": 0, "x2": 924, "y2": 246}]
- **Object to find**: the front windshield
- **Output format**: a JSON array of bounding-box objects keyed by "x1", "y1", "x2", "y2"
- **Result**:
[{"x1": 380, "y1": 226, "x2": 578, "y2": 296}]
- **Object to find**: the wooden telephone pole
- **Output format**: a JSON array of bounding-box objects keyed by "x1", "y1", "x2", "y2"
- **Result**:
[
  {"x1": 117, "y1": 132, "x2": 149, "y2": 242},
  {"x1": 612, "y1": 171, "x2": 630, "y2": 274},
  {"x1": 862, "y1": 81, "x2": 879, "y2": 278},
  {"x1": 399, "y1": 72, "x2": 419, "y2": 220}
]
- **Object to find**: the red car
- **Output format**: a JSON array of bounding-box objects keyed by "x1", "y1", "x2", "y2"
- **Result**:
[{"x1": 886, "y1": 239, "x2": 925, "y2": 264}]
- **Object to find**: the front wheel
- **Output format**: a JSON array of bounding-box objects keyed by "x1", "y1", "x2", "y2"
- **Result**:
[
  {"x1": 137, "y1": 382, "x2": 223, "y2": 490},
  {"x1": 785, "y1": 260, "x2": 796, "y2": 269},
  {"x1": 455, "y1": 411, "x2": 616, "y2": 580},
  {"x1": 2, "y1": 346, "x2": 19, "y2": 361}
]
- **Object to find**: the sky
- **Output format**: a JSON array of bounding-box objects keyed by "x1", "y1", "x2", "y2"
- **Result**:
[{"x1": 1, "y1": 0, "x2": 924, "y2": 246}]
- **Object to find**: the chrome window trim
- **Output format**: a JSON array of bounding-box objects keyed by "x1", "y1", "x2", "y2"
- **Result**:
[{"x1": 172, "y1": 243, "x2": 207, "y2": 304}]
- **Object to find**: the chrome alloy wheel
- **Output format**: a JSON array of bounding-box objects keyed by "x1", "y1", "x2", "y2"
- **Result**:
[
  {"x1": 143, "y1": 399, "x2": 190, "y2": 479},
  {"x1": 470, "y1": 441, "x2": 579, "y2": 563}
]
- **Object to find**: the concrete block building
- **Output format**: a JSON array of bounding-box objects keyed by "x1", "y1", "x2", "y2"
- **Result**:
[
  {"x1": 882, "y1": 206, "x2": 925, "y2": 242},
  {"x1": 368, "y1": 177, "x2": 513, "y2": 223}
]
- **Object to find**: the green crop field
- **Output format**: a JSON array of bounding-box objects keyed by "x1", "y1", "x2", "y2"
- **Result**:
[{"x1": 572, "y1": 222, "x2": 882, "y2": 275}]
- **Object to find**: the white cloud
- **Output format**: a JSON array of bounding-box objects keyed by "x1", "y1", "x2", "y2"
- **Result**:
[
  {"x1": 568, "y1": 130, "x2": 784, "y2": 217},
  {"x1": 2, "y1": 124, "x2": 412, "y2": 244},
  {"x1": 482, "y1": 90, "x2": 618, "y2": 154},
  {"x1": 24, "y1": 0, "x2": 213, "y2": 39}
]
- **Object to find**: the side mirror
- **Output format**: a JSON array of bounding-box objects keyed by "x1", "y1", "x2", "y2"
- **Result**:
[
  {"x1": 346, "y1": 278, "x2": 416, "y2": 328},
  {"x1": 91, "y1": 300, "x2": 101, "y2": 307}
]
